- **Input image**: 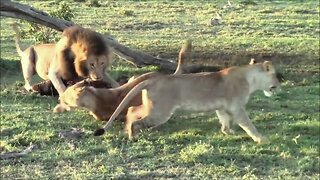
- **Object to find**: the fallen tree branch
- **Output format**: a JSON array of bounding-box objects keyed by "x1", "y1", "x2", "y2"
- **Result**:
[
  {"x1": 0, "y1": 0, "x2": 219, "y2": 72},
  {"x1": 0, "y1": 143, "x2": 37, "y2": 159},
  {"x1": 0, "y1": 0, "x2": 73, "y2": 30}
]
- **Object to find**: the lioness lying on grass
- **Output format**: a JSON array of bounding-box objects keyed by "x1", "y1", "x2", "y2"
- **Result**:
[
  {"x1": 95, "y1": 59, "x2": 280, "y2": 144},
  {"x1": 54, "y1": 40, "x2": 192, "y2": 120}
]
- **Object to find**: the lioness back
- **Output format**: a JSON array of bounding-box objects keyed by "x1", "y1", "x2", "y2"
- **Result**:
[{"x1": 146, "y1": 71, "x2": 246, "y2": 111}]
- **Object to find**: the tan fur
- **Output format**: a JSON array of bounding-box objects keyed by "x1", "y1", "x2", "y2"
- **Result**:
[
  {"x1": 54, "y1": 72, "x2": 161, "y2": 119},
  {"x1": 11, "y1": 23, "x2": 56, "y2": 91},
  {"x1": 174, "y1": 39, "x2": 192, "y2": 74},
  {"x1": 54, "y1": 41, "x2": 192, "y2": 120},
  {"x1": 98, "y1": 60, "x2": 280, "y2": 143},
  {"x1": 12, "y1": 24, "x2": 118, "y2": 95}
]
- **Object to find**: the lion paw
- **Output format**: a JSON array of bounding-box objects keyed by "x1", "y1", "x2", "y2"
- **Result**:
[
  {"x1": 255, "y1": 136, "x2": 270, "y2": 144},
  {"x1": 53, "y1": 104, "x2": 71, "y2": 113},
  {"x1": 221, "y1": 128, "x2": 235, "y2": 135},
  {"x1": 24, "y1": 84, "x2": 34, "y2": 92}
]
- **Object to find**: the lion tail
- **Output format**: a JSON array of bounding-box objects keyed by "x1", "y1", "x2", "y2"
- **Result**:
[
  {"x1": 11, "y1": 23, "x2": 24, "y2": 57},
  {"x1": 174, "y1": 39, "x2": 192, "y2": 75},
  {"x1": 93, "y1": 80, "x2": 151, "y2": 136}
]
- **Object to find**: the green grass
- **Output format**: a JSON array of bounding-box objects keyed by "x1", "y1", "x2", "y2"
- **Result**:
[{"x1": 1, "y1": 0, "x2": 319, "y2": 179}]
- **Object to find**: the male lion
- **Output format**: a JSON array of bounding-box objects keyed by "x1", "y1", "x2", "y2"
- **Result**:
[
  {"x1": 12, "y1": 24, "x2": 118, "y2": 96},
  {"x1": 54, "y1": 40, "x2": 192, "y2": 120},
  {"x1": 94, "y1": 60, "x2": 280, "y2": 144}
]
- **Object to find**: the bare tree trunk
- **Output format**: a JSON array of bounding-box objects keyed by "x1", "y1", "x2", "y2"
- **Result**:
[{"x1": 0, "y1": 0, "x2": 218, "y2": 73}]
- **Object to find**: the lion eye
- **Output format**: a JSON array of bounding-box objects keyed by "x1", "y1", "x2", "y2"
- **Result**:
[
  {"x1": 101, "y1": 62, "x2": 105, "y2": 66},
  {"x1": 90, "y1": 63, "x2": 94, "y2": 68}
]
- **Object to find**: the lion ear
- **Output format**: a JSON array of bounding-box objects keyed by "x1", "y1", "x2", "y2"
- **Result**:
[
  {"x1": 127, "y1": 76, "x2": 136, "y2": 83},
  {"x1": 249, "y1": 58, "x2": 257, "y2": 65},
  {"x1": 262, "y1": 61, "x2": 272, "y2": 71},
  {"x1": 78, "y1": 86, "x2": 86, "y2": 92},
  {"x1": 82, "y1": 47, "x2": 88, "y2": 54}
]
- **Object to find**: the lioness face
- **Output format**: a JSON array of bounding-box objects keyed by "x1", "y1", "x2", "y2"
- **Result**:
[
  {"x1": 260, "y1": 61, "x2": 280, "y2": 97},
  {"x1": 59, "y1": 84, "x2": 85, "y2": 108},
  {"x1": 86, "y1": 55, "x2": 109, "y2": 81}
]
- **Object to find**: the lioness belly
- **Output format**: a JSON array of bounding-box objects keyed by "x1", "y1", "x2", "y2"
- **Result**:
[
  {"x1": 179, "y1": 98, "x2": 225, "y2": 111},
  {"x1": 153, "y1": 76, "x2": 229, "y2": 112}
]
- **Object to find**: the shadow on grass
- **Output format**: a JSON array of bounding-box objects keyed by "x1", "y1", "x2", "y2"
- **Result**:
[{"x1": 0, "y1": 58, "x2": 21, "y2": 74}]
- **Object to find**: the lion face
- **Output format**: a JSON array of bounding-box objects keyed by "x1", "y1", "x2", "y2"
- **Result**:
[
  {"x1": 59, "y1": 80, "x2": 88, "y2": 107},
  {"x1": 59, "y1": 80, "x2": 99, "y2": 111},
  {"x1": 59, "y1": 82, "x2": 86, "y2": 108},
  {"x1": 260, "y1": 61, "x2": 280, "y2": 97},
  {"x1": 86, "y1": 54, "x2": 109, "y2": 81}
]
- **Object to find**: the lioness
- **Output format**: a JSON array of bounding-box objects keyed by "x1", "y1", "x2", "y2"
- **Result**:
[
  {"x1": 12, "y1": 23, "x2": 56, "y2": 91},
  {"x1": 94, "y1": 60, "x2": 280, "y2": 144},
  {"x1": 54, "y1": 40, "x2": 192, "y2": 120},
  {"x1": 12, "y1": 24, "x2": 118, "y2": 96}
]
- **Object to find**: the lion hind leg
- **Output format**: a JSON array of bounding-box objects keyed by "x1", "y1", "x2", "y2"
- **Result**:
[
  {"x1": 20, "y1": 49, "x2": 36, "y2": 91},
  {"x1": 125, "y1": 104, "x2": 150, "y2": 139},
  {"x1": 216, "y1": 110, "x2": 234, "y2": 135},
  {"x1": 126, "y1": 103, "x2": 174, "y2": 139},
  {"x1": 130, "y1": 114, "x2": 171, "y2": 140},
  {"x1": 125, "y1": 106, "x2": 139, "y2": 139},
  {"x1": 231, "y1": 108, "x2": 268, "y2": 144}
]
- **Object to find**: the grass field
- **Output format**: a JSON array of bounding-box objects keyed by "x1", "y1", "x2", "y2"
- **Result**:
[{"x1": 1, "y1": 0, "x2": 319, "y2": 179}]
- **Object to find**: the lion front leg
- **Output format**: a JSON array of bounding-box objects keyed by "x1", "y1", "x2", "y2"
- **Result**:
[
  {"x1": 48, "y1": 56, "x2": 67, "y2": 96},
  {"x1": 216, "y1": 110, "x2": 234, "y2": 135},
  {"x1": 231, "y1": 108, "x2": 268, "y2": 144}
]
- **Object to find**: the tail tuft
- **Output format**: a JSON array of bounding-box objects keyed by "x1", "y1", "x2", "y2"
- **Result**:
[{"x1": 93, "y1": 128, "x2": 105, "y2": 136}]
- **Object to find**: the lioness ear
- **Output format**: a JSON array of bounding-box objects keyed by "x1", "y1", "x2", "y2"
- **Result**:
[
  {"x1": 249, "y1": 58, "x2": 257, "y2": 65},
  {"x1": 263, "y1": 61, "x2": 272, "y2": 71},
  {"x1": 82, "y1": 47, "x2": 87, "y2": 53},
  {"x1": 127, "y1": 76, "x2": 136, "y2": 83},
  {"x1": 77, "y1": 86, "x2": 86, "y2": 92},
  {"x1": 79, "y1": 42, "x2": 88, "y2": 54}
]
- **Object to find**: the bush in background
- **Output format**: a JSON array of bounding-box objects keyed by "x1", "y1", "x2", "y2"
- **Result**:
[{"x1": 21, "y1": 1, "x2": 74, "y2": 43}]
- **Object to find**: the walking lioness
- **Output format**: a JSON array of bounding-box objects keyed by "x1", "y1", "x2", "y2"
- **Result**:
[{"x1": 94, "y1": 60, "x2": 280, "y2": 143}]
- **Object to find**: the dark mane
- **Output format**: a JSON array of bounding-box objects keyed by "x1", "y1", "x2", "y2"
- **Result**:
[{"x1": 63, "y1": 26, "x2": 109, "y2": 55}]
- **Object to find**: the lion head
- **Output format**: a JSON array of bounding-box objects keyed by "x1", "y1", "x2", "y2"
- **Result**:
[
  {"x1": 53, "y1": 80, "x2": 90, "y2": 113},
  {"x1": 86, "y1": 54, "x2": 110, "y2": 81},
  {"x1": 67, "y1": 26, "x2": 112, "y2": 82},
  {"x1": 252, "y1": 61, "x2": 280, "y2": 97}
]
